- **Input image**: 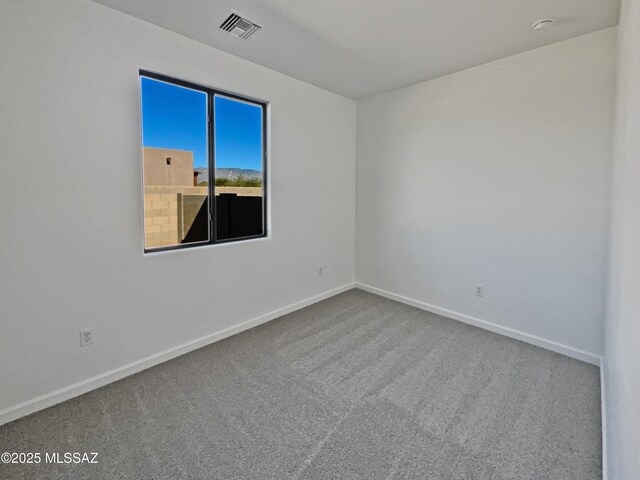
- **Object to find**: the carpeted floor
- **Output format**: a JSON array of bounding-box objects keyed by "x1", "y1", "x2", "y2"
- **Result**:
[{"x1": 0, "y1": 289, "x2": 601, "y2": 479}]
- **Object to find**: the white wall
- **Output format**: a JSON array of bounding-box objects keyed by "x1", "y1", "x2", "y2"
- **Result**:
[
  {"x1": 356, "y1": 29, "x2": 617, "y2": 360},
  {"x1": 0, "y1": 0, "x2": 355, "y2": 420},
  {"x1": 605, "y1": 0, "x2": 640, "y2": 477}
]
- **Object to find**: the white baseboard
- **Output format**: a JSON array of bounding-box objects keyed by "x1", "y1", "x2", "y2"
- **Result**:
[
  {"x1": 355, "y1": 282, "x2": 601, "y2": 366},
  {"x1": 600, "y1": 358, "x2": 608, "y2": 480},
  {"x1": 0, "y1": 282, "x2": 356, "y2": 426}
]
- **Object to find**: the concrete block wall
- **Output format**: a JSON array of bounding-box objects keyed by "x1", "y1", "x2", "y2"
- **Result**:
[
  {"x1": 144, "y1": 186, "x2": 207, "y2": 248},
  {"x1": 143, "y1": 186, "x2": 263, "y2": 248}
]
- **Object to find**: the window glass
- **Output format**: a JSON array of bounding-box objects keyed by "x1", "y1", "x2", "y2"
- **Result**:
[
  {"x1": 214, "y1": 95, "x2": 264, "y2": 241},
  {"x1": 141, "y1": 77, "x2": 209, "y2": 250},
  {"x1": 140, "y1": 72, "x2": 267, "y2": 252}
]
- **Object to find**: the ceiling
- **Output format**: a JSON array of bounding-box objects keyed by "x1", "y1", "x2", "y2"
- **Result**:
[{"x1": 91, "y1": 0, "x2": 620, "y2": 100}]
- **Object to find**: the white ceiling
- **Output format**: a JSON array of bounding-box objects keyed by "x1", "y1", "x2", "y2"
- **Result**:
[{"x1": 91, "y1": 0, "x2": 620, "y2": 99}]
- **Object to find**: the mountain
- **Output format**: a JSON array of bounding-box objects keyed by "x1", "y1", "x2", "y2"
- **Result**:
[{"x1": 194, "y1": 168, "x2": 262, "y2": 182}]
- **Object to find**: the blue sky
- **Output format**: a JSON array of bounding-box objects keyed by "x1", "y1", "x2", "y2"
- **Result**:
[
  {"x1": 141, "y1": 76, "x2": 262, "y2": 170},
  {"x1": 214, "y1": 96, "x2": 263, "y2": 171}
]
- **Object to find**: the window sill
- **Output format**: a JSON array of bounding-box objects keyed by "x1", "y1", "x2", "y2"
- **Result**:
[{"x1": 143, "y1": 234, "x2": 270, "y2": 257}]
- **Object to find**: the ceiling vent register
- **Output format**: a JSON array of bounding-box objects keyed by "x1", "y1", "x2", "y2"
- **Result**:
[{"x1": 220, "y1": 13, "x2": 262, "y2": 39}]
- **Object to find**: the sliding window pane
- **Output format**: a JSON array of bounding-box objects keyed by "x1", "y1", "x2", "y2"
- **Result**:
[
  {"x1": 141, "y1": 76, "x2": 210, "y2": 250},
  {"x1": 214, "y1": 95, "x2": 265, "y2": 240}
]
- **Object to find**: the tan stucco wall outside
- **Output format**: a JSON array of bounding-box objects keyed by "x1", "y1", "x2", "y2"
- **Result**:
[{"x1": 143, "y1": 147, "x2": 194, "y2": 187}]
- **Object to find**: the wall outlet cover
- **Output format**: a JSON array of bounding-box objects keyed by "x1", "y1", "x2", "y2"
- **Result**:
[{"x1": 80, "y1": 328, "x2": 94, "y2": 347}]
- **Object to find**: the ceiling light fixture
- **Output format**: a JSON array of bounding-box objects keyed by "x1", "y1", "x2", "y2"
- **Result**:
[{"x1": 532, "y1": 19, "x2": 553, "y2": 32}]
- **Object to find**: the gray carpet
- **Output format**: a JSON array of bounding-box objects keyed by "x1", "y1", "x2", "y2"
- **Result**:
[{"x1": 0, "y1": 289, "x2": 601, "y2": 479}]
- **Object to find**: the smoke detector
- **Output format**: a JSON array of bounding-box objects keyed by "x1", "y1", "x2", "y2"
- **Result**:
[
  {"x1": 220, "y1": 13, "x2": 262, "y2": 39},
  {"x1": 532, "y1": 19, "x2": 553, "y2": 32}
]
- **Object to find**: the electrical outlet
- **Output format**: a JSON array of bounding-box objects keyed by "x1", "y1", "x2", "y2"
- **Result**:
[
  {"x1": 318, "y1": 266, "x2": 324, "y2": 276},
  {"x1": 79, "y1": 328, "x2": 94, "y2": 347},
  {"x1": 475, "y1": 284, "x2": 484, "y2": 297}
]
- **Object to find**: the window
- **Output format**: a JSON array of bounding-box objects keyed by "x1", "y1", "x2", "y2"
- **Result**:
[{"x1": 140, "y1": 71, "x2": 267, "y2": 252}]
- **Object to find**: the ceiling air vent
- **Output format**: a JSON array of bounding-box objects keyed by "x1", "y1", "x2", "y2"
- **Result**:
[{"x1": 220, "y1": 13, "x2": 262, "y2": 39}]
